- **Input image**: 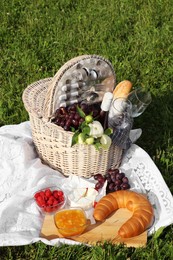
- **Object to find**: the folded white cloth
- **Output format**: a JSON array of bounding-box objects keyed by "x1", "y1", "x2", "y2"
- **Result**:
[{"x1": 0, "y1": 122, "x2": 172, "y2": 246}]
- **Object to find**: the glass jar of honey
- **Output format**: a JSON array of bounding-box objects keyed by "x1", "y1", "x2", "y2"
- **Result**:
[{"x1": 54, "y1": 208, "x2": 87, "y2": 237}]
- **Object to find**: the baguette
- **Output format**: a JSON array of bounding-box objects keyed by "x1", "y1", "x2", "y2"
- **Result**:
[
  {"x1": 113, "y1": 80, "x2": 132, "y2": 99},
  {"x1": 93, "y1": 190, "x2": 154, "y2": 238}
]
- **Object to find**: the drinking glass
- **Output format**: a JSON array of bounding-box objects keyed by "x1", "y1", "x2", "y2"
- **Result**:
[
  {"x1": 127, "y1": 88, "x2": 152, "y2": 118},
  {"x1": 108, "y1": 97, "x2": 132, "y2": 127},
  {"x1": 108, "y1": 98, "x2": 133, "y2": 149}
]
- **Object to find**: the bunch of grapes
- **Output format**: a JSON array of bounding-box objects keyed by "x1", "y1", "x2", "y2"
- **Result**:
[
  {"x1": 52, "y1": 103, "x2": 101, "y2": 131},
  {"x1": 94, "y1": 168, "x2": 130, "y2": 193}
]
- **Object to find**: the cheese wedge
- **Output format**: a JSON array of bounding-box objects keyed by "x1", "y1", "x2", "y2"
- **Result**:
[{"x1": 68, "y1": 188, "x2": 98, "y2": 210}]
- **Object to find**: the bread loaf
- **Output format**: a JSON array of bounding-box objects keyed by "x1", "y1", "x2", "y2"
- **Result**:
[
  {"x1": 113, "y1": 80, "x2": 132, "y2": 99},
  {"x1": 93, "y1": 190, "x2": 154, "y2": 238}
]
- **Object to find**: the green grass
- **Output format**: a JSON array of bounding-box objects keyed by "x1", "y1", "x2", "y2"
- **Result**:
[{"x1": 0, "y1": 0, "x2": 173, "y2": 258}]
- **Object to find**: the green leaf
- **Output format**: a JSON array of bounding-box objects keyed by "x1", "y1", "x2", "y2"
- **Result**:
[
  {"x1": 104, "y1": 128, "x2": 113, "y2": 136},
  {"x1": 153, "y1": 226, "x2": 165, "y2": 239},
  {"x1": 82, "y1": 126, "x2": 90, "y2": 135},
  {"x1": 94, "y1": 142, "x2": 102, "y2": 150},
  {"x1": 70, "y1": 127, "x2": 76, "y2": 132},
  {"x1": 71, "y1": 131, "x2": 79, "y2": 146},
  {"x1": 79, "y1": 121, "x2": 87, "y2": 129},
  {"x1": 77, "y1": 106, "x2": 86, "y2": 118},
  {"x1": 78, "y1": 121, "x2": 88, "y2": 132}
]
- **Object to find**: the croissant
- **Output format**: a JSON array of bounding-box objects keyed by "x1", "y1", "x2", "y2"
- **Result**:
[{"x1": 93, "y1": 190, "x2": 154, "y2": 238}]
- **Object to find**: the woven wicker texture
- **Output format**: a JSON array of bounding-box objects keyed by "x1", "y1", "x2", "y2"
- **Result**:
[{"x1": 23, "y1": 55, "x2": 123, "y2": 178}]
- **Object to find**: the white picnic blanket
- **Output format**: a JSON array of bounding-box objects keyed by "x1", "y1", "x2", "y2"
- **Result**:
[{"x1": 0, "y1": 121, "x2": 173, "y2": 246}]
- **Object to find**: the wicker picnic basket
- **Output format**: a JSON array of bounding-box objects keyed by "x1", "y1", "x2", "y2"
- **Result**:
[{"x1": 22, "y1": 55, "x2": 123, "y2": 178}]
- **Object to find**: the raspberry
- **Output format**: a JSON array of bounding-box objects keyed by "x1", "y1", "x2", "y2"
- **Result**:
[
  {"x1": 36, "y1": 196, "x2": 46, "y2": 207},
  {"x1": 57, "y1": 190, "x2": 63, "y2": 197},
  {"x1": 40, "y1": 201, "x2": 46, "y2": 207},
  {"x1": 34, "y1": 188, "x2": 65, "y2": 213},
  {"x1": 45, "y1": 206, "x2": 52, "y2": 213},
  {"x1": 39, "y1": 191, "x2": 45, "y2": 199},
  {"x1": 49, "y1": 195, "x2": 55, "y2": 201},
  {"x1": 58, "y1": 196, "x2": 64, "y2": 202},
  {"x1": 53, "y1": 199, "x2": 58, "y2": 205},
  {"x1": 45, "y1": 189, "x2": 52, "y2": 198},
  {"x1": 34, "y1": 192, "x2": 40, "y2": 199},
  {"x1": 47, "y1": 196, "x2": 54, "y2": 206},
  {"x1": 53, "y1": 190, "x2": 59, "y2": 199},
  {"x1": 36, "y1": 201, "x2": 43, "y2": 207},
  {"x1": 36, "y1": 195, "x2": 44, "y2": 203}
]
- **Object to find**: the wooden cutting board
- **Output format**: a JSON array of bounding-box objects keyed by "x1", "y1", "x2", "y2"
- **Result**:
[{"x1": 40, "y1": 208, "x2": 147, "y2": 248}]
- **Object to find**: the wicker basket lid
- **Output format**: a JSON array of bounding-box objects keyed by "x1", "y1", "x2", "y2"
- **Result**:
[{"x1": 22, "y1": 55, "x2": 116, "y2": 121}]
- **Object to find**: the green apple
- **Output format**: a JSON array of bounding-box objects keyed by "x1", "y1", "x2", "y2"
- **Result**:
[
  {"x1": 100, "y1": 134, "x2": 112, "y2": 149},
  {"x1": 85, "y1": 115, "x2": 93, "y2": 124},
  {"x1": 77, "y1": 133, "x2": 86, "y2": 144},
  {"x1": 85, "y1": 136, "x2": 94, "y2": 145}
]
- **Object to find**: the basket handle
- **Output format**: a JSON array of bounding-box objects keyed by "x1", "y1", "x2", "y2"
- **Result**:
[{"x1": 42, "y1": 55, "x2": 116, "y2": 121}]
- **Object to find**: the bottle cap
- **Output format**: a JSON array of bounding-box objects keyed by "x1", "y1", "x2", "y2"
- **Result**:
[{"x1": 101, "y1": 92, "x2": 113, "y2": 111}]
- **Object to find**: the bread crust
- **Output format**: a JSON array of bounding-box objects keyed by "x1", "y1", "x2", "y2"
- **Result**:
[{"x1": 113, "y1": 80, "x2": 132, "y2": 99}]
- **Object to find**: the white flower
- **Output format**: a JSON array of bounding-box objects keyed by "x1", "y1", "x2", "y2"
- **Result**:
[{"x1": 89, "y1": 121, "x2": 104, "y2": 138}]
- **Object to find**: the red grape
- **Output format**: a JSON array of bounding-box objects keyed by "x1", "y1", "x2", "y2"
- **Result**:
[
  {"x1": 106, "y1": 176, "x2": 112, "y2": 184},
  {"x1": 122, "y1": 177, "x2": 129, "y2": 183},
  {"x1": 52, "y1": 102, "x2": 103, "y2": 132},
  {"x1": 114, "y1": 179, "x2": 121, "y2": 186},
  {"x1": 108, "y1": 169, "x2": 119, "y2": 175},
  {"x1": 74, "y1": 113, "x2": 81, "y2": 120},
  {"x1": 114, "y1": 185, "x2": 121, "y2": 191},
  {"x1": 64, "y1": 125, "x2": 70, "y2": 131},
  {"x1": 95, "y1": 182, "x2": 104, "y2": 190},
  {"x1": 59, "y1": 107, "x2": 67, "y2": 115},
  {"x1": 94, "y1": 168, "x2": 130, "y2": 193},
  {"x1": 111, "y1": 175, "x2": 116, "y2": 182},
  {"x1": 121, "y1": 183, "x2": 130, "y2": 190},
  {"x1": 69, "y1": 113, "x2": 75, "y2": 119},
  {"x1": 108, "y1": 183, "x2": 115, "y2": 191},
  {"x1": 118, "y1": 172, "x2": 125, "y2": 179},
  {"x1": 97, "y1": 176, "x2": 105, "y2": 184},
  {"x1": 72, "y1": 119, "x2": 79, "y2": 127},
  {"x1": 68, "y1": 104, "x2": 77, "y2": 112},
  {"x1": 103, "y1": 168, "x2": 131, "y2": 193},
  {"x1": 60, "y1": 120, "x2": 65, "y2": 128},
  {"x1": 94, "y1": 174, "x2": 103, "y2": 180}
]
